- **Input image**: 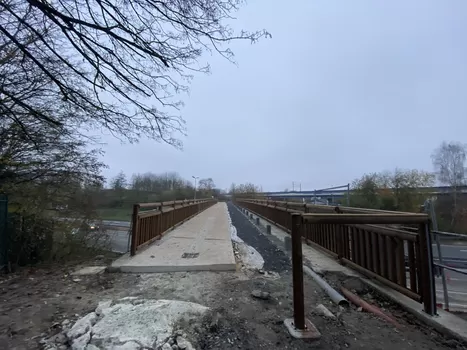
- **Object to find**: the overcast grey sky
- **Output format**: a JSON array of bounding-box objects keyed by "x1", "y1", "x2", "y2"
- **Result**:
[{"x1": 101, "y1": 0, "x2": 467, "y2": 192}]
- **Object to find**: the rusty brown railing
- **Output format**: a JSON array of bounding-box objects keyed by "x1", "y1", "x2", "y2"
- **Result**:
[
  {"x1": 130, "y1": 198, "x2": 217, "y2": 256},
  {"x1": 235, "y1": 199, "x2": 436, "y2": 317}
]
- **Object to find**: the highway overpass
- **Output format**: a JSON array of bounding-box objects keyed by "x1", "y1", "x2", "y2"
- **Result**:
[{"x1": 262, "y1": 185, "x2": 467, "y2": 203}]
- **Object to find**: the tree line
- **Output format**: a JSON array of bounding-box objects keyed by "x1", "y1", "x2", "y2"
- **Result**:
[
  {"x1": 103, "y1": 171, "x2": 220, "y2": 209},
  {"x1": 347, "y1": 141, "x2": 467, "y2": 232}
]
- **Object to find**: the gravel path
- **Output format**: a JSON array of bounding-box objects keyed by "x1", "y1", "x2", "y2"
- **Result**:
[{"x1": 227, "y1": 202, "x2": 290, "y2": 273}]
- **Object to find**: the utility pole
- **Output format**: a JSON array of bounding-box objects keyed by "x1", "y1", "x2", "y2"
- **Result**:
[
  {"x1": 292, "y1": 182, "x2": 295, "y2": 191},
  {"x1": 192, "y1": 176, "x2": 199, "y2": 200}
]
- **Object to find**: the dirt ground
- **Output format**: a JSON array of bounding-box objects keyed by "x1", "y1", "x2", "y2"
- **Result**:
[
  {"x1": 0, "y1": 261, "x2": 465, "y2": 349},
  {"x1": 1, "y1": 205, "x2": 467, "y2": 349}
]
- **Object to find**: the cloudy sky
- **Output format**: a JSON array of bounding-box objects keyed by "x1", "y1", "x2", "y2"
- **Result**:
[{"x1": 101, "y1": 1, "x2": 467, "y2": 192}]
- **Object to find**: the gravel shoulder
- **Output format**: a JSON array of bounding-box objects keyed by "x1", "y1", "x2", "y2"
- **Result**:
[{"x1": 0, "y1": 203, "x2": 465, "y2": 349}]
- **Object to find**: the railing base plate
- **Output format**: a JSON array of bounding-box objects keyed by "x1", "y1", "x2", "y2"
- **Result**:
[{"x1": 284, "y1": 318, "x2": 321, "y2": 340}]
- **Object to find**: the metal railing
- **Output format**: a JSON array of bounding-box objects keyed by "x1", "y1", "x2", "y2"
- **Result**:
[
  {"x1": 235, "y1": 198, "x2": 437, "y2": 317},
  {"x1": 400, "y1": 202, "x2": 467, "y2": 312},
  {"x1": 130, "y1": 198, "x2": 217, "y2": 255}
]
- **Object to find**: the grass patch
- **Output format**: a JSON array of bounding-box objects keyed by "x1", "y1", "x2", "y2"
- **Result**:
[{"x1": 97, "y1": 208, "x2": 132, "y2": 221}]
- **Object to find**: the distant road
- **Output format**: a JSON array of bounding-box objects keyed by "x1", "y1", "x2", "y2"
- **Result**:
[
  {"x1": 434, "y1": 270, "x2": 467, "y2": 312},
  {"x1": 101, "y1": 221, "x2": 130, "y2": 253},
  {"x1": 433, "y1": 244, "x2": 467, "y2": 268},
  {"x1": 102, "y1": 220, "x2": 130, "y2": 228}
]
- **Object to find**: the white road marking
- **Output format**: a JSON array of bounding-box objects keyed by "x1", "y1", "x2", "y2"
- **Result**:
[
  {"x1": 434, "y1": 277, "x2": 463, "y2": 281},
  {"x1": 460, "y1": 250, "x2": 467, "y2": 253},
  {"x1": 437, "y1": 289, "x2": 467, "y2": 296}
]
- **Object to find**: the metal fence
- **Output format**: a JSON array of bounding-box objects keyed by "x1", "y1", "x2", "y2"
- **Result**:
[
  {"x1": 235, "y1": 198, "x2": 436, "y2": 316},
  {"x1": 130, "y1": 198, "x2": 217, "y2": 255},
  {"x1": 0, "y1": 195, "x2": 7, "y2": 271}
]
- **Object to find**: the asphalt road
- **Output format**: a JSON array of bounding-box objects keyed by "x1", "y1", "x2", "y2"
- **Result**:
[
  {"x1": 434, "y1": 270, "x2": 467, "y2": 312},
  {"x1": 100, "y1": 221, "x2": 130, "y2": 253},
  {"x1": 103, "y1": 220, "x2": 131, "y2": 228},
  {"x1": 433, "y1": 244, "x2": 467, "y2": 268},
  {"x1": 105, "y1": 229, "x2": 130, "y2": 253}
]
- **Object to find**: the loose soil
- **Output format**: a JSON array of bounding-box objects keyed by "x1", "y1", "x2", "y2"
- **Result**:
[{"x1": 1, "y1": 204, "x2": 466, "y2": 349}]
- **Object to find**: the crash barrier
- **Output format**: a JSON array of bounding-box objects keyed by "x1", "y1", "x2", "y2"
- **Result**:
[
  {"x1": 130, "y1": 198, "x2": 217, "y2": 256},
  {"x1": 235, "y1": 199, "x2": 436, "y2": 326}
]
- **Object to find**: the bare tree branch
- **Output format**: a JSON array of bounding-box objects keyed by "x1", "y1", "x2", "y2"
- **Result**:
[{"x1": 1, "y1": 0, "x2": 269, "y2": 147}]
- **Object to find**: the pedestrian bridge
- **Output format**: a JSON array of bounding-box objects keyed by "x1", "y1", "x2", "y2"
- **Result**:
[
  {"x1": 111, "y1": 197, "x2": 467, "y2": 340},
  {"x1": 112, "y1": 202, "x2": 235, "y2": 273}
]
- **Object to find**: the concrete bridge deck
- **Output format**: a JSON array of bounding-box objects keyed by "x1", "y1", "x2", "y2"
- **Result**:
[{"x1": 112, "y1": 203, "x2": 236, "y2": 273}]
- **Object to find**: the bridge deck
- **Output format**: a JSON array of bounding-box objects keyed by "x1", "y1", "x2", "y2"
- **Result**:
[{"x1": 112, "y1": 202, "x2": 236, "y2": 273}]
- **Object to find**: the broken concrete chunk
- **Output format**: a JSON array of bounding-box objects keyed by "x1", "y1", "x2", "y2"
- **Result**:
[
  {"x1": 315, "y1": 304, "x2": 336, "y2": 319},
  {"x1": 95, "y1": 300, "x2": 112, "y2": 316},
  {"x1": 251, "y1": 290, "x2": 270, "y2": 300},
  {"x1": 71, "y1": 331, "x2": 91, "y2": 350},
  {"x1": 67, "y1": 312, "x2": 97, "y2": 340},
  {"x1": 113, "y1": 340, "x2": 142, "y2": 350},
  {"x1": 176, "y1": 336, "x2": 193, "y2": 350},
  {"x1": 162, "y1": 343, "x2": 172, "y2": 350},
  {"x1": 85, "y1": 345, "x2": 100, "y2": 350}
]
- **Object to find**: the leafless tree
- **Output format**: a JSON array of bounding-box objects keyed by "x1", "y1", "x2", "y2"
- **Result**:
[
  {"x1": 198, "y1": 178, "x2": 215, "y2": 190},
  {"x1": 0, "y1": 0, "x2": 269, "y2": 147},
  {"x1": 0, "y1": 5, "x2": 105, "y2": 206},
  {"x1": 432, "y1": 141, "x2": 467, "y2": 227}
]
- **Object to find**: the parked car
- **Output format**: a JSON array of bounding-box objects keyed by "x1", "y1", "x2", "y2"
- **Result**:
[
  {"x1": 88, "y1": 221, "x2": 100, "y2": 231},
  {"x1": 71, "y1": 220, "x2": 102, "y2": 235}
]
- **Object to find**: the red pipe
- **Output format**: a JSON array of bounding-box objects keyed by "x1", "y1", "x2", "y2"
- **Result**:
[{"x1": 341, "y1": 287, "x2": 402, "y2": 329}]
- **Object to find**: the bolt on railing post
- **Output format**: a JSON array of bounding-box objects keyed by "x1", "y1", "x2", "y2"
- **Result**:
[
  {"x1": 291, "y1": 213, "x2": 305, "y2": 329},
  {"x1": 130, "y1": 204, "x2": 140, "y2": 256}
]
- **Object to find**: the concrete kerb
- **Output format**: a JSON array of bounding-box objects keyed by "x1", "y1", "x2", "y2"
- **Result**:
[{"x1": 233, "y1": 203, "x2": 467, "y2": 343}]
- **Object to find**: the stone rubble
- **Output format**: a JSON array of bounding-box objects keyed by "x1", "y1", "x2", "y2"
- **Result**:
[
  {"x1": 251, "y1": 289, "x2": 270, "y2": 300},
  {"x1": 315, "y1": 304, "x2": 337, "y2": 319},
  {"x1": 40, "y1": 298, "x2": 206, "y2": 350}
]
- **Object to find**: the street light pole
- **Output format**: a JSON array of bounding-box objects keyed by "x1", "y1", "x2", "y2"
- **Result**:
[{"x1": 192, "y1": 176, "x2": 199, "y2": 200}]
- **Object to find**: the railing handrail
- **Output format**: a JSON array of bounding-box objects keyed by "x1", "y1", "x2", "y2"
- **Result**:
[
  {"x1": 301, "y1": 213, "x2": 429, "y2": 225},
  {"x1": 239, "y1": 198, "x2": 417, "y2": 215},
  {"x1": 137, "y1": 200, "x2": 210, "y2": 219},
  {"x1": 138, "y1": 198, "x2": 213, "y2": 209},
  {"x1": 400, "y1": 225, "x2": 467, "y2": 239}
]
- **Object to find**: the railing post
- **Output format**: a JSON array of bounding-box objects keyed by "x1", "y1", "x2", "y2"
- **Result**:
[
  {"x1": 335, "y1": 207, "x2": 344, "y2": 260},
  {"x1": 171, "y1": 202, "x2": 176, "y2": 227},
  {"x1": 285, "y1": 213, "x2": 321, "y2": 340},
  {"x1": 418, "y1": 222, "x2": 436, "y2": 315},
  {"x1": 291, "y1": 213, "x2": 305, "y2": 329},
  {"x1": 158, "y1": 205, "x2": 163, "y2": 235},
  {"x1": 130, "y1": 204, "x2": 140, "y2": 256}
]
